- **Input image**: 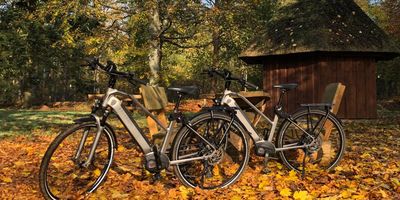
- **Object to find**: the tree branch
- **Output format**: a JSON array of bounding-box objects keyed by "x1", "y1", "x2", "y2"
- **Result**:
[
  {"x1": 164, "y1": 39, "x2": 212, "y2": 48},
  {"x1": 98, "y1": 2, "x2": 135, "y2": 15}
]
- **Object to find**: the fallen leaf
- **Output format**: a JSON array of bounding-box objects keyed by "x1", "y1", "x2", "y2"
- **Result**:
[
  {"x1": 1, "y1": 177, "x2": 12, "y2": 183},
  {"x1": 93, "y1": 169, "x2": 101, "y2": 176},
  {"x1": 293, "y1": 191, "x2": 311, "y2": 200},
  {"x1": 280, "y1": 188, "x2": 292, "y2": 197}
]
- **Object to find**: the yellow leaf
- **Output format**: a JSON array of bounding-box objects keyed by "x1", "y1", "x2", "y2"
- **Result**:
[
  {"x1": 363, "y1": 178, "x2": 375, "y2": 184},
  {"x1": 232, "y1": 195, "x2": 242, "y2": 200},
  {"x1": 258, "y1": 181, "x2": 270, "y2": 190},
  {"x1": 179, "y1": 186, "x2": 192, "y2": 199},
  {"x1": 117, "y1": 145, "x2": 126, "y2": 152},
  {"x1": 379, "y1": 189, "x2": 388, "y2": 198},
  {"x1": 111, "y1": 189, "x2": 129, "y2": 198},
  {"x1": 341, "y1": 190, "x2": 352, "y2": 198},
  {"x1": 351, "y1": 194, "x2": 366, "y2": 199},
  {"x1": 213, "y1": 166, "x2": 220, "y2": 176},
  {"x1": 289, "y1": 170, "x2": 297, "y2": 177},
  {"x1": 277, "y1": 163, "x2": 283, "y2": 169},
  {"x1": 293, "y1": 191, "x2": 311, "y2": 200},
  {"x1": 286, "y1": 170, "x2": 299, "y2": 181},
  {"x1": 335, "y1": 166, "x2": 343, "y2": 171},
  {"x1": 392, "y1": 178, "x2": 400, "y2": 186},
  {"x1": 360, "y1": 153, "x2": 370, "y2": 159},
  {"x1": 280, "y1": 188, "x2": 292, "y2": 197},
  {"x1": 1, "y1": 177, "x2": 12, "y2": 183},
  {"x1": 93, "y1": 169, "x2": 101, "y2": 176}
]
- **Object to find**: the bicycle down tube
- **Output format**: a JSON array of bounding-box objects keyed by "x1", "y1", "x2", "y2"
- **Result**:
[
  {"x1": 221, "y1": 90, "x2": 310, "y2": 152},
  {"x1": 85, "y1": 87, "x2": 216, "y2": 166}
]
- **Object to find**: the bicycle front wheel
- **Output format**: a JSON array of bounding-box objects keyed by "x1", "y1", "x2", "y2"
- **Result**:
[
  {"x1": 39, "y1": 123, "x2": 115, "y2": 199},
  {"x1": 276, "y1": 109, "x2": 346, "y2": 172},
  {"x1": 172, "y1": 111, "x2": 249, "y2": 189}
]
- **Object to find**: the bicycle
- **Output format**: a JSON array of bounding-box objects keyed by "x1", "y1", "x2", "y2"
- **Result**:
[
  {"x1": 39, "y1": 59, "x2": 249, "y2": 199},
  {"x1": 202, "y1": 68, "x2": 346, "y2": 175}
]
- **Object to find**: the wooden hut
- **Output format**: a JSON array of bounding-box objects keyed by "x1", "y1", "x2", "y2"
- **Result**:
[{"x1": 239, "y1": 0, "x2": 400, "y2": 119}]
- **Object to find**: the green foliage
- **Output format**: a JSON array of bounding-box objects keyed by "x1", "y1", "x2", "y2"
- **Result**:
[
  {"x1": 1, "y1": 0, "x2": 397, "y2": 106},
  {"x1": 358, "y1": 0, "x2": 400, "y2": 99}
]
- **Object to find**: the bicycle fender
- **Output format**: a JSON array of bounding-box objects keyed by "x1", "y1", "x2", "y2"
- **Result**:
[
  {"x1": 201, "y1": 105, "x2": 239, "y2": 114},
  {"x1": 290, "y1": 107, "x2": 343, "y2": 126},
  {"x1": 73, "y1": 116, "x2": 118, "y2": 148}
]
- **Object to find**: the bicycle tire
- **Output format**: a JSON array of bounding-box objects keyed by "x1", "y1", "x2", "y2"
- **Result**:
[
  {"x1": 171, "y1": 111, "x2": 249, "y2": 189},
  {"x1": 276, "y1": 109, "x2": 346, "y2": 172},
  {"x1": 39, "y1": 123, "x2": 115, "y2": 199}
]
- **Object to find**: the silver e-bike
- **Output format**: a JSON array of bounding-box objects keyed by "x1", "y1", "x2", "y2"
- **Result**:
[
  {"x1": 39, "y1": 59, "x2": 249, "y2": 199},
  {"x1": 202, "y1": 69, "x2": 346, "y2": 175}
]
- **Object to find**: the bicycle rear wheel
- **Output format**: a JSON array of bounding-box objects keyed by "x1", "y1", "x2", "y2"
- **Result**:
[
  {"x1": 172, "y1": 112, "x2": 249, "y2": 189},
  {"x1": 276, "y1": 109, "x2": 345, "y2": 172},
  {"x1": 39, "y1": 123, "x2": 115, "y2": 199}
]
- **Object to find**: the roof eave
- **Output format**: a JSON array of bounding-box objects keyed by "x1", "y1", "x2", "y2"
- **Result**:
[{"x1": 239, "y1": 50, "x2": 400, "y2": 65}]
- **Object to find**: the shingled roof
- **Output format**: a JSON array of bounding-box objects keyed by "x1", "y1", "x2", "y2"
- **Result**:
[{"x1": 239, "y1": 0, "x2": 400, "y2": 64}]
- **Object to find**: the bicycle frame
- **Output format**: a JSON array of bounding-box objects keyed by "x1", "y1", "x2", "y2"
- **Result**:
[
  {"x1": 81, "y1": 87, "x2": 216, "y2": 169},
  {"x1": 220, "y1": 89, "x2": 313, "y2": 153}
]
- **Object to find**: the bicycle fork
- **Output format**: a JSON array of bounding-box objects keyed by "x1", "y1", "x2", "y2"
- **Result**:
[{"x1": 76, "y1": 112, "x2": 109, "y2": 168}]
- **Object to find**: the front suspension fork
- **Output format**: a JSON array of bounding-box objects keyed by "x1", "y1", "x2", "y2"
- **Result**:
[{"x1": 79, "y1": 110, "x2": 110, "y2": 168}]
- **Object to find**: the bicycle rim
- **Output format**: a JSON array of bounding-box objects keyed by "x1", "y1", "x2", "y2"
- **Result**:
[
  {"x1": 172, "y1": 112, "x2": 249, "y2": 189},
  {"x1": 39, "y1": 123, "x2": 114, "y2": 199},
  {"x1": 277, "y1": 109, "x2": 345, "y2": 172}
]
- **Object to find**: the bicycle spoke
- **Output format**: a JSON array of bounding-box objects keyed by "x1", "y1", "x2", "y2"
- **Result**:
[
  {"x1": 173, "y1": 113, "x2": 249, "y2": 189},
  {"x1": 278, "y1": 109, "x2": 345, "y2": 172}
]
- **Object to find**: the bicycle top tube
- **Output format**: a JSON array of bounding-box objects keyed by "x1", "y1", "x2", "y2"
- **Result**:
[{"x1": 221, "y1": 90, "x2": 274, "y2": 125}]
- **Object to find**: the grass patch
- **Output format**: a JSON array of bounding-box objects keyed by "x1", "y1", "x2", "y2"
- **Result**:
[
  {"x1": 0, "y1": 109, "x2": 198, "y2": 139},
  {"x1": 0, "y1": 109, "x2": 87, "y2": 137},
  {"x1": 0, "y1": 109, "x2": 156, "y2": 138}
]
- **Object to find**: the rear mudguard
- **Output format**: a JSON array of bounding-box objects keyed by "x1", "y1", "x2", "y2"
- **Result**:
[
  {"x1": 200, "y1": 105, "x2": 239, "y2": 115},
  {"x1": 73, "y1": 116, "x2": 118, "y2": 149}
]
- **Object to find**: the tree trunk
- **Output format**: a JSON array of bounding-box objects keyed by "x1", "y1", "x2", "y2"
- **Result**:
[
  {"x1": 148, "y1": 2, "x2": 162, "y2": 86},
  {"x1": 210, "y1": 0, "x2": 220, "y2": 94}
]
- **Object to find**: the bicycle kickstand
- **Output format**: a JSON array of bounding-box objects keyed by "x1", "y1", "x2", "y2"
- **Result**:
[
  {"x1": 301, "y1": 149, "x2": 307, "y2": 179},
  {"x1": 262, "y1": 153, "x2": 271, "y2": 174}
]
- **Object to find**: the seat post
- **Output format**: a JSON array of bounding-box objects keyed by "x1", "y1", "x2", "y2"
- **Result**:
[
  {"x1": 174, "y1": 93, "x2": 183, "y2": 112},
  {"x1": 276, "y1": 89, "x2": 286, "y2": 107}
]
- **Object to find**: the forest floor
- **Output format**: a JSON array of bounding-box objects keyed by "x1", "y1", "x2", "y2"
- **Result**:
[{"x1": 0, "y1": 101, "x2": 399, "y2": 199}]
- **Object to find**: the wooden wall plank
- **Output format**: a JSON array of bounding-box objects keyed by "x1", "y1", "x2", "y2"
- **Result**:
[
  {"x1": 287, "y1": 59, "x2": 297, "y2": 113},
  {"x1": 313, "y1": 57, "x2": 321, "y2": 104},
  {"x1": 355, "y1": 58, "x2": 367, "y2": 118},
  {"x1": 262, "y1": 55, "x2": 377, "y2": 119},
  {"x1": 294, "y1": 60, "x2": 303, "y2": 110},
  {"x1": 332, "y1": 57, "x2": 346, "y2": 118},
  {"x1": 279, "y1": 61, "x2": 289, "y2": 110},
  {"x1": 365, "y1": 60, "x2": 377, "y2": 118},
  {"x1": 263, "y1": 61, "x2": 273, "y2": 117},
  {"x1": 318, "y1": 58, "x2": 330, "y2": 102},
  {"x1": 348, "y1": 57, "x2": 358, "y2": 118},
  {"x1": 302, "y1": 59, "x2": 314, "y2": 107}
]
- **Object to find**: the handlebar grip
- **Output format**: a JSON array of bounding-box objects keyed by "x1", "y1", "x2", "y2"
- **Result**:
[{"x1": 245, "y1": 81, "x2": 259, "y2": 90}]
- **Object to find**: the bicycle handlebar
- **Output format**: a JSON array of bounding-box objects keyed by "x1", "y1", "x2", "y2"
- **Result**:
[
  {"x1": 202, "y1": 68, "x2": 259, "y2": 90},
  {"x1": 81, "y1": 57, "x2": 147, "y2": 85}
]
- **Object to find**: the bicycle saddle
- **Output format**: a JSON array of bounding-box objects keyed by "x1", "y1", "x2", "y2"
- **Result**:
[
  {"x1": 168, "y1": 86, "x2": 199, "y2": 95},
  {"x1": 273, "y1": 83, "x2": 298, "y2": 91}
]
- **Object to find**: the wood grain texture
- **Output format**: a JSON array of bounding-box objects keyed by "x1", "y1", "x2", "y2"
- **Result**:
[{"x1": 262, "y1": 55, "x2": 377, "y2": 119}]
